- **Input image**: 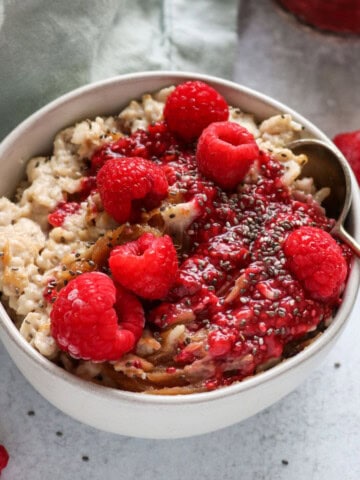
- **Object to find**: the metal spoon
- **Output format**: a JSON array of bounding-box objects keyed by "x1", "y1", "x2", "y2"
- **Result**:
[{"x1": 287, "y1": 138, "x2": 360, "y2": 256}]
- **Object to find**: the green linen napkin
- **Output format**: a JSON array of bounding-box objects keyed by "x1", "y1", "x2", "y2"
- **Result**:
[{"x1": 0, "y1": 0, "x2": 238, "y2": 141}]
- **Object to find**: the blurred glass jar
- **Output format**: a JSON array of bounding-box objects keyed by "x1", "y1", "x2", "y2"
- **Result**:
[{"x1": 277, "y1": 0, "x2": 360, "y2": 34}]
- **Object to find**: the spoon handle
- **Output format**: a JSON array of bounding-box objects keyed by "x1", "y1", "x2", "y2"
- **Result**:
[{"x1": 334, "y1": 225, "x2": 360, "y2": 258}]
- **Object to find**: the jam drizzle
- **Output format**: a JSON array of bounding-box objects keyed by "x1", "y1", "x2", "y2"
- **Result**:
[{"x1": 50, "y1": 121, "x2": 352, "y2": 390}]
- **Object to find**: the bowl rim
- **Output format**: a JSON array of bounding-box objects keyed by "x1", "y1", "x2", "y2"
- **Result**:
[{"x1": 0, "y1": 70, "x2": 359, "y2": 406}]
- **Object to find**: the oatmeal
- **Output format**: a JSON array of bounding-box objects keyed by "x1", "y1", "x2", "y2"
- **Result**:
[{"x1": 0, "y1": 81, "x2": 351, "y2": 394}]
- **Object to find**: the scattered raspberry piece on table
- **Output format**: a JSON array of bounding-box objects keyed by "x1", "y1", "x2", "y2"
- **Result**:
[
  {"x1": 0, "y1": 445, "x2": 9, "y2": 475},
  {"x1": 96, "y1": 157, "x2": 168, "y2": 224},
  {"x1": 50, "y1": 272, "x2": 144, "y2": 361},
  {"x1": 164, "y1": 80, "x2": 229, "y2": 142},
  {"x1": 110, "y1": 233, "x2": 178, "y2": 300},
  {"x1": 283, "y1": 226, "x2": 348, "y2": 303},
  {"x1": 196, "y1": 121, "x2": 259, "y2": 190},
  {"x1": 333, "y1": 129, "x2": 360, "y2": 185}
]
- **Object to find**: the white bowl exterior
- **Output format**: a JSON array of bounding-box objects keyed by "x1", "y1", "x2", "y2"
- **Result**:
[
  {"x1": 2, "y1": 314, "x2": 343, "y2": 439},
  {"x1": 0, "y1": 72, "x2": 359, "y2": 438}
]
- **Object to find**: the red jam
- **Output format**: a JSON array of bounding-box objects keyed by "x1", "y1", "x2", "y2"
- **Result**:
[
  {"x1": 278, "y1": 0, "x2": 360, "y2": 34},
  {"x1": 48, "y1": 201, "x2": 80, "y2": 227},
  {"x1": 84, "y1": 122, "x2": 351, "y2": 390}
]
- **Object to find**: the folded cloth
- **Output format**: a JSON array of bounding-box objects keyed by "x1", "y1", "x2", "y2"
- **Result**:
[{"x1": 0, "y1": 0, "x2": 238, "y2": 140}]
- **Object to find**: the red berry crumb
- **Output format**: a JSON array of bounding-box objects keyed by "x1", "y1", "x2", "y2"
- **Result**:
[
  {"x1": 48, "y1": 201, "x2": 80, "y2": 227},
  {"x1": 283, "y1": 226, "x2": 348, "y2": 303},
  {"x1": 196, "y1": 121, "x2": 259, "y2": 190},
  {"x1": 0, "y1": 445, "x2": 9, "y2": 474},
  {"x1": 208, "y1": 329, "x2": 235, "y2": 357},
  {"x1": 96, "y1": 157, "x2": 168, "y2": 224},
  {"x1": 333, "y1": 129, "x2": 360, "y2": 184},
  {"x1": 164, "y1": 81, "x2": 229, "y2": 142},
  {"x1": 109, "y1": 233, "x2": 178, "y2": 300},
  {"x1": 50, "y1": 272, "x2": 144, "y2": 361}
]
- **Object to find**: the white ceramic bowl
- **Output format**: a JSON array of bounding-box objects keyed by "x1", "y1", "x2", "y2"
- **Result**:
[{"x1": 0, "y1": 72, "x2": 359, "y2": 439}]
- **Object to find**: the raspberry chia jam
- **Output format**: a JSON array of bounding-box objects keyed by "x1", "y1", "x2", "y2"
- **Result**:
[{"x1": 0, "y1": 81, "x2": 352, "y2": 394}]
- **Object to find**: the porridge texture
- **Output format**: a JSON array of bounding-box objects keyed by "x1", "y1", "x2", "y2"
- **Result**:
[{"x1": 0, "y1": 81, "x2": 350, "y2": 394}]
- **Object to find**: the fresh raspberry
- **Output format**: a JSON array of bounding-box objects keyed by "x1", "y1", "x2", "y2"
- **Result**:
[
  {"x1": 50, "y1": 272, "x2": 145, "y2": 361},
  {"x1": 196, "y1": 121, "x2": 259, "y2": 190},
  {"x1": 283, "y1": 226, "x2": 348, "y2": 303},
  {"x1": 163, "y1": 81, "x2": 229, "y2": 142},
  {"x1": 48, "y1": 201, "x2": 80, "y2": 227},
  {"x1": 96, "y1": 157, "x2": 168, "y2": 224},
  {"x1": 115, "y1": 284, "x2": 145, "y2": 341},
  {"x1": 109, "y1": 233, "x2": 178, "y2": 300},
  {"x1": 333, "y1": 129, "x2": 360, "y2": 184},
  {"x1": 0, "y1": 445, "x2": 9, "y2": 474}
]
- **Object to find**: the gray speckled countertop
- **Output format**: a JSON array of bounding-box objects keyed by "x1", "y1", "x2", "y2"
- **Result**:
[{"x1": 1, "y1": 2, "x2": 360, "y2": 479}]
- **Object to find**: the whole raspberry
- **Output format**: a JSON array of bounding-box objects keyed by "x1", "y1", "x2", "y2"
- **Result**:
[
  {"x1": 50, "y1": 272, "x2": 145, "y2": 361},
  {"x1": 164, "y1": 81, "x2": 229, "y2": 142},
  {"x1": 196, "y1": 121, "x2": 259, "y2": 190},
  {"x1": 109, "y1": 233, "x2": 178, "y2": 299},
  {"x1": 0, "y1": 445, "x2": 9, "y2": 474},
  {"x1": 283, "y1": 226, "x2": 348, "y2": 303},
  {"x1": 96, "y1": 157, "x2": 168, "y2": 224},
  {"x1": 333, "y1": 130, "x2": 360, "y2": 184}
]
